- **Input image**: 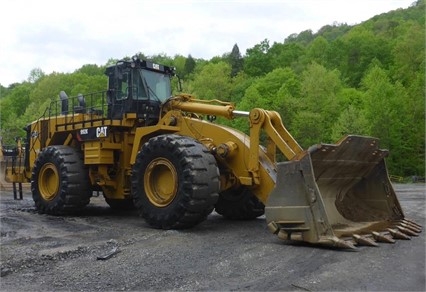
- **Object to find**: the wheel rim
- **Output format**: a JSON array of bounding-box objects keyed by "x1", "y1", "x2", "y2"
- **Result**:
[
  {"x1": 38, "y1": 163, "x2": 60, "y2": 201},
  {"x1": 144, "y1": 158, "x2": 178, "y2": 207}
]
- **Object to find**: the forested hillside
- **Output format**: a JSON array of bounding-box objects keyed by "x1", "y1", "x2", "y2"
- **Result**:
[{"x1": 0, "y1": 0, "x2": 424, "y2": 177}]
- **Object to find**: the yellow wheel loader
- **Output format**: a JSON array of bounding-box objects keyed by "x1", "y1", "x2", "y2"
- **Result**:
[{"x1": 3, "y1": 57, "x2": 421, "y2": 249}]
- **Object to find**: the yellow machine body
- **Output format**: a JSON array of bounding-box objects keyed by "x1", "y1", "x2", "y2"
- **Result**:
[{"x1": 2, "y1": 58, "x2": 420, "y2": 249}]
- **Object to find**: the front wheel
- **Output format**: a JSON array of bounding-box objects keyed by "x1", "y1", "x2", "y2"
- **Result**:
[
  {"x1": 131, "y1": 134, "x2": 220, "y2": 229},
  {"x1": 31, "y1": 146, "x2": 92, "y2": 214}
]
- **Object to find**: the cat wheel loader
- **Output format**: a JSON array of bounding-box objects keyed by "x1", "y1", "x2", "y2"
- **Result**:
[{"x1": 2, "y1": 56, "x2": 421, "y2": 249}]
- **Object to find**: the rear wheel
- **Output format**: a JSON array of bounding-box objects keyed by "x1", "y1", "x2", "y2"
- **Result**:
[
  {"x1": 215, "y1": 186, "x2": 265, "y2": 220},
  {"x1": 131, "y1": 134, "x2": 220, "y2": 229},
  {"x1": 31, "y1": 146, "x2": 92, "y2": 214}
]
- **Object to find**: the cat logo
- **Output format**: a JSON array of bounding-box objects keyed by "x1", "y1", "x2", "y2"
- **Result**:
[{"x1": 96, "y1": 126, "x2": 108, "y2": 138}]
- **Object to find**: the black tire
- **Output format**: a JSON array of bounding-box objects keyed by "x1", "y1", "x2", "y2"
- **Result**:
[
  {"x1": 104, "y1": 197, "x2": 135, "y2": 210},
  {"x1": 131, "y1": 134, "x2": 220, "y2": 229},
  {"x1": 31, "y1": 145, "x2": 92, "y2": 214},
  {"x1": 215, "y1": 186, "x2": 265, "y2": 220}
]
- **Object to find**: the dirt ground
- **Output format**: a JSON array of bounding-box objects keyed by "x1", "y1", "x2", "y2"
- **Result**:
[{"x1": 0, "y1": 183, "x2": 425, "y2": 291}]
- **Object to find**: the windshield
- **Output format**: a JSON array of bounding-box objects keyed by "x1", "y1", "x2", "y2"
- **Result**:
[{"x1": 139, "y1": 69, "x2": 171, "y2": 102}]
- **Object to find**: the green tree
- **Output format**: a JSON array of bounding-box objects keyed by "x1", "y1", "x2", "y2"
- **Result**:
[
  {"x1": 284, "y1": 29, "x2": 314, "y2": 45},
  {"x1": 27, "y1": 68, "x2": 45, "y2": 83},
  {"x1": 306, "y1": 36, "x2": 329, "y2": 66},
  {"x1": 229, "y1": 72, "x2": 254, "y2": 104},
  {"x1": 228, "y1": 44, "x2": 244, "y2": 77},
  {"x1": 173, "y1": 54, "x2": 187, "y2": 77},
  {"x1": 331, "y1": 105, "x2": 367, "y2": 141},
  {"x1": 316, "y1": 23, "x2": 351, "y2": 41},
  {"x1": 401, "y1": 67, "x2": 425, "y2": 175},
  {"x1": 0, "y1": 84, "x2": 10, "y2": 99},
  {"x1": 149, "y1": 53, "x2": 174, "y2": 67},
  {"x1": 75, "y1": 64, "x2": 105, "y2": 76},
  {"x1": 269, "y1": 42, "x2": 305, "y2": 72},
  {"x1": 233, "y1": 68, "x2": 300, "y2": 134},
  {"x1": 190, "y1": 62, "x2": 232, "y2": 101},
  {"x1": 183, "y1": 54, "x2": 196, "y2": 78},
  {"x1": 391, "y1": 22, "x2": 425, "y2": 86},
  {"x1": 3, "y1": 82, "x2": 32, "y2": 117},
  {"x1": 244, "y1": 39, "x2": 272, "y2": 76},
  {"x1": 0, "y1": 82, "x2": 35, "y2": 142},
  {"x1": 290, "y1": 63, "x2": 344, "y2": 146},
  {"x1": 238, "y1": 67, "x2": 299, "y2": 111},
  {"x1": 324, "y1": 38, "x2": 347, "y2": 70},
  {"x1": 330, "y1": 88, "x2": 367, "y2": 141},
  {"x1": 341, "y1": 26, "x2": 391, "y2": 87},
  {"x1": 360, "y1": 65, "x2": 414, "y2": 175}
]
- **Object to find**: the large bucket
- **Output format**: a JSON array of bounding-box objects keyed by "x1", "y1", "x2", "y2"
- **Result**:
[{"x1": 265, "y1": 135, "x2": 421, "y2": 249}]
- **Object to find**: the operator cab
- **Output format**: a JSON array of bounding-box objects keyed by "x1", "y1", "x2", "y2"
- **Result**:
[{"x1": 105, "y1": 57, "x2": 175, "y2": 124}]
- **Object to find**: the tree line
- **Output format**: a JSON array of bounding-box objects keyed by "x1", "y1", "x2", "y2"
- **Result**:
[{"x1": 0, "y1": 0, "x2": 424, "y2": 177}]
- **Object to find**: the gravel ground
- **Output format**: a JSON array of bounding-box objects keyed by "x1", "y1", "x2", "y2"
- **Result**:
[{"x1": 0, "y1": 183, "x2": 425, "y2": 291}]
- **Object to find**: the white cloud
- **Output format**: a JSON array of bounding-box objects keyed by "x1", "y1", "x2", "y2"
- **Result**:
[{"x1": 0, "y1": 0, "x2": 414, "y2": 87}]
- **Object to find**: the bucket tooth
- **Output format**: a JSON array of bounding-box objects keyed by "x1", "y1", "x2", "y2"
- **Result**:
[
  {"x1": 330, "y1": 238, "x2": 357, "y2": 250},
  {"x1": 337, "y1": 240, "x2": 357, "y2": 250},
  {"x1": 403, "y1": 219, "x2": 422, "y2": 229},
  {"x1": 402, "y1": 220, "x2": 422, "y2": 231},
  {"x1": 353, "y1": 234, "x2": 378, "y2": 247},
  {"x1": 372, "y1": 231, "x2": 395, "y2": 243},
  {"x1": 399, "y1": 222, "x2": 422, "y2": 233},
  {"x1": 387, "y1": 228, "x2": 411, "y2": 240},
  {"x1": 396, "y1": 226, "x2": 418, "y2": 237},
  {"x1": 277, "y1": 229, "x2": 290, "y2": 240},
  {"x1": 267, "y1": 221, "x2": 280, "y2": 234}
]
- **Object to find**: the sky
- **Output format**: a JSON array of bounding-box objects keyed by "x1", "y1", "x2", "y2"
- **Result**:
[{"x1": 0, "y1": 0, "x2": 415, "y2": 87}]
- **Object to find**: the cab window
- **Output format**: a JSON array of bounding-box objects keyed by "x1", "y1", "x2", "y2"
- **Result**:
[{"x1": 117, "y1": 72, "x2": 129, "y2": 100}]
